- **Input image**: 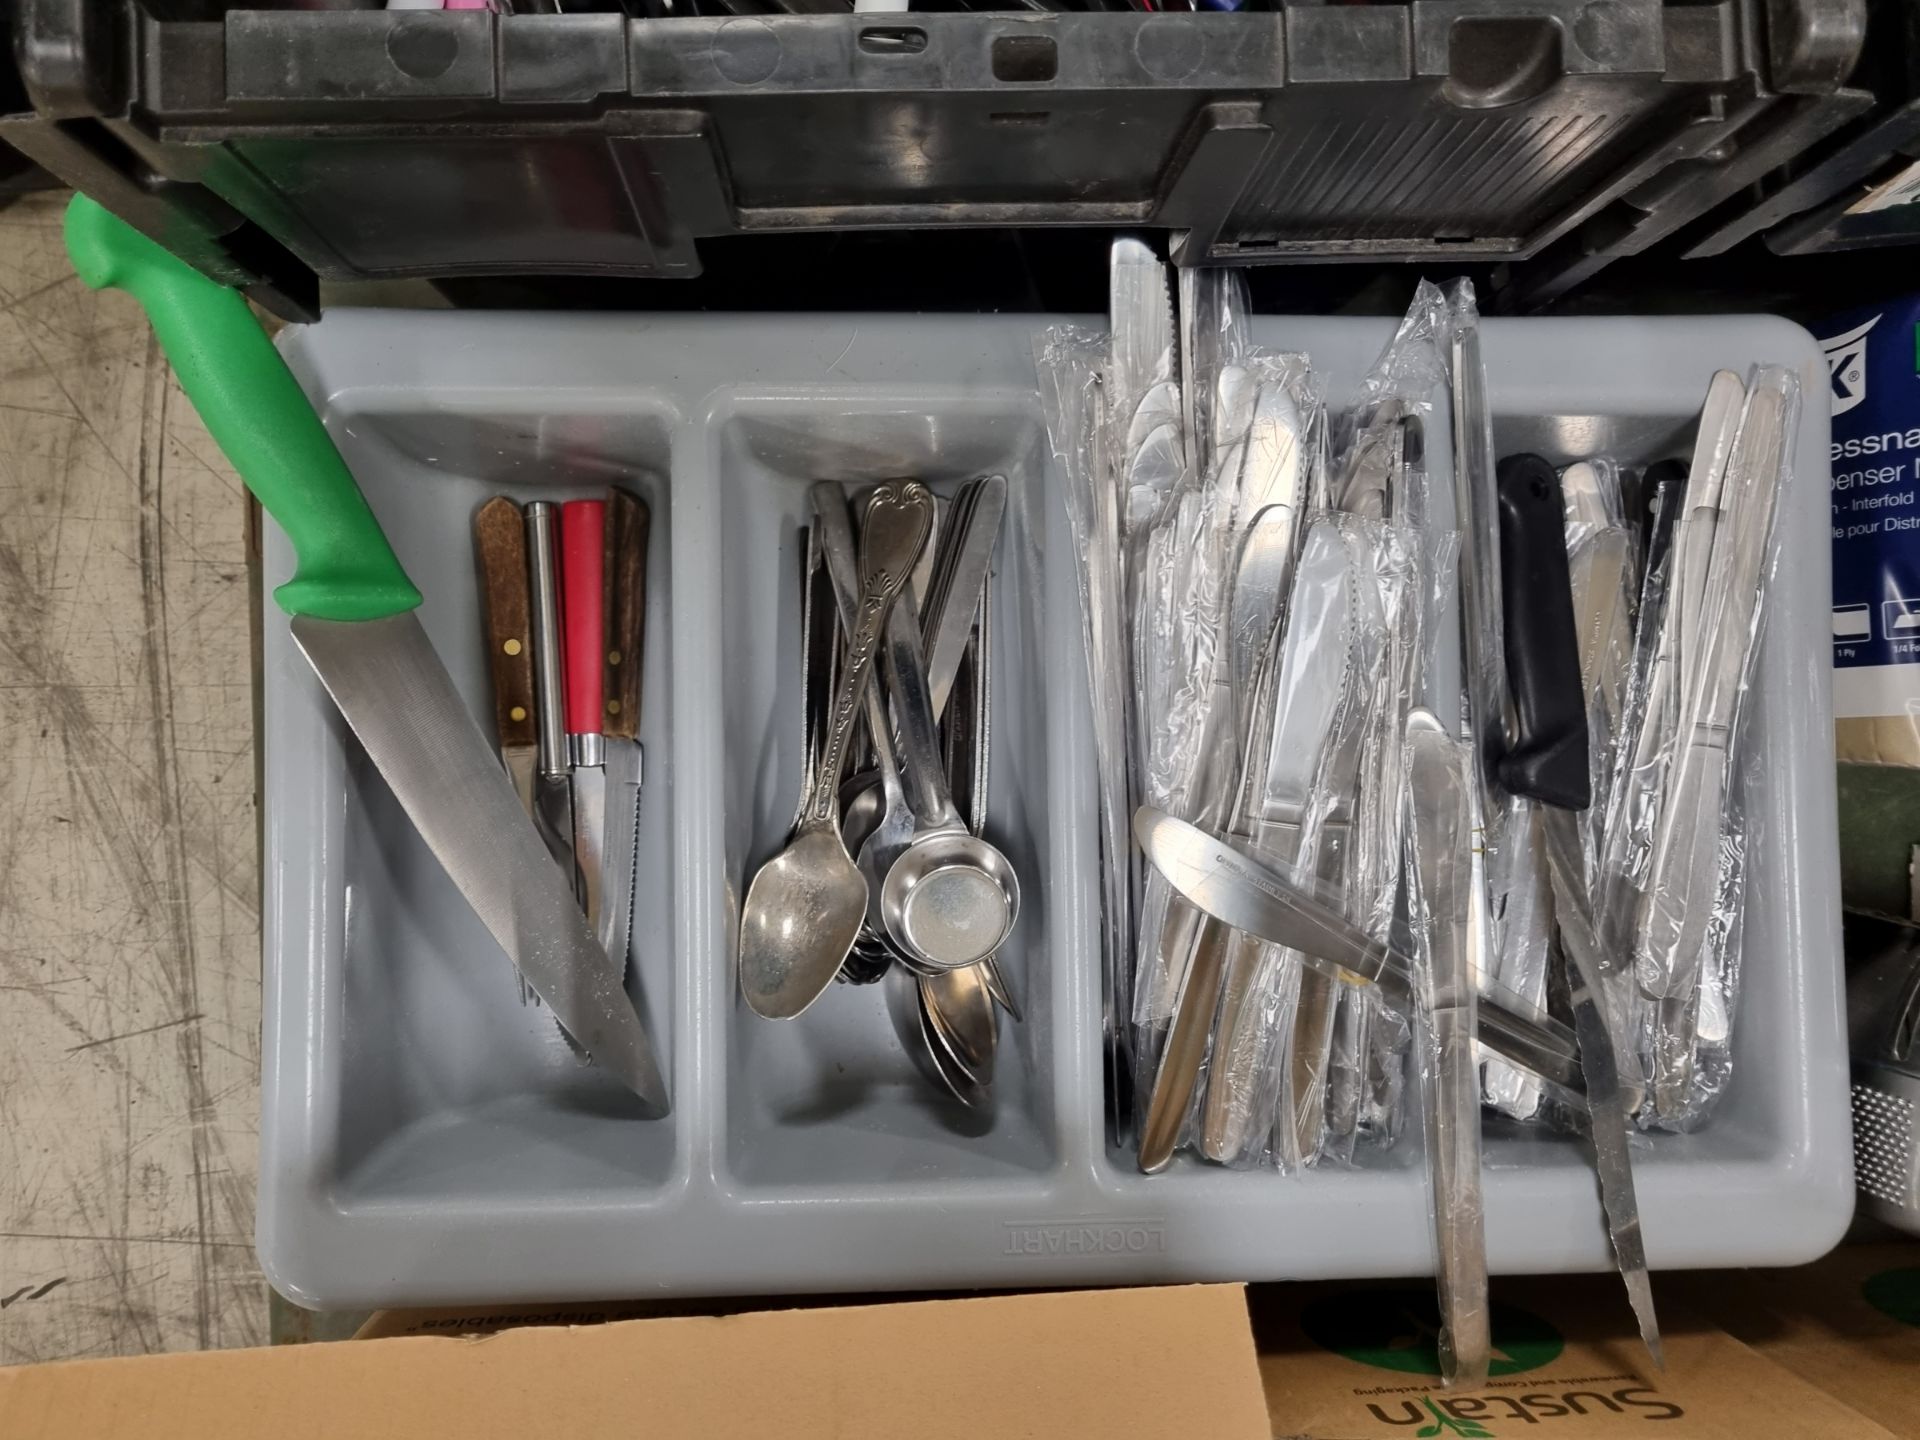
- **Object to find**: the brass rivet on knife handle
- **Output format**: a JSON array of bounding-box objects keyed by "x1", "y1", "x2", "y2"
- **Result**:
[
  {"x1": 473, "y1": 496, "x2": 537, "y2": 751},
  {"x1": 604, "y1": 487, "x2": 650, "y2": 741}
]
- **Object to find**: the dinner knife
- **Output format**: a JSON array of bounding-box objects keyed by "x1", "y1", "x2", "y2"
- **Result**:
[
  {"x1": 1198, "y1": 523, "x2": 1354, "y2": 1164},
  {"x1": 1496, "y1": 451, "x2": 1661, "y2": 1367},
  {"x1": 525, "y1": 501, "x2": 579, "y2": 884},
  {"x1": 1133, "y1": 807, "x2": 1585, "y2": 1093},
  {"x1": 64, "y1": 196, "x2": 667, "y2": 1114},
  {"x1": 1406, "y1": 707, "x2": 1490, "y2": 1390},
  {"x1": 598, "y1": 487, "x2": 650, "y2": 982},
  {"x1": 473, "y1": 497, "x2": 538, "y2": 817},
  {"x1": 921, "y1": 475, "x2": 1005, "y2": 723},
  {"x1": 1138, "y1": 521, "x2": 1358, "y2": 1171}
]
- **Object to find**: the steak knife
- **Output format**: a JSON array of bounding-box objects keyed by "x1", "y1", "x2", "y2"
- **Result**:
[
  {"x1": 599, "y1": 487, "x2": 651, "y2": 980},
  {"x1": 473, "y1": 496, "x2": 538, "y2": 817},
  {"x1": 562, "y1": 499, "x2": 611, "y2": 942}
]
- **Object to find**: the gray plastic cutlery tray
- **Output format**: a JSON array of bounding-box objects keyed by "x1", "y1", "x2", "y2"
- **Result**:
[{"x1": 260, "y1": 310, "x2": 1848, "y2": 1309}]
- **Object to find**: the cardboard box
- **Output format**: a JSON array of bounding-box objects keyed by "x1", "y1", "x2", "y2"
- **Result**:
[
  {"x1": 0, "y1": 1283, "x2": 1270, "y2": 1440},
  {"x1": 1664, "y1": 1243, "x2": 1920, "y2": 1440},
  {"x1": 7, "y1": 1250, "x2": 1918, "y2": 1439},
  {"x1": 1251, "y1": 1269, "x2": 1914, "y2": 1440}
]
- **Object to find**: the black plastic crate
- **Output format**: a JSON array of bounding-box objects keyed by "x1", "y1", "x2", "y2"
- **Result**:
[
  {"x1": 0, "y1": 0, "x2": 1868, "y2": 316},
  {"x1": 1682, "y1": 0, "x2": 1920, "y2": 259}
]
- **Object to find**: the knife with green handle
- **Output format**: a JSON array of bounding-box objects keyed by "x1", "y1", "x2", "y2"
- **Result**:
[{"x1": 65, "y1": 196, "x2": 668, "y2": 1115}]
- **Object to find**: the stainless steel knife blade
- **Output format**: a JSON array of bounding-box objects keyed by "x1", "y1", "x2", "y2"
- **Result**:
[
  {"x1": 1407, "y1": 708, "x2": 1490, "y2": 1389},
  {"x1": 291, "y1": 612, "x2": 667, "y2": 1115},
  {"x1": 1133, "y1": 806, "x2": 1585, "y2": 1094},
  {"x1": 923, "y1": 473, "x2": 1006, "y2": 723},
  {"x1": 1540, "y1": 805, "x2": 1662, "y2": 1365},
  {"x1": 525, "y1": 502, "x2": 579, "y2": 888},
  {"x1": 571, "y1": 760, "x2": 608, "y2": 933},
  {"x1": 599, "y1": 738, "x2": 643, "y2": 975}
]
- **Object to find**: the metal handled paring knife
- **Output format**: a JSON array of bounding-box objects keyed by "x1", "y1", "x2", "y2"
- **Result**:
[
  {"x1": 64, "y1": 196, "x2": 668, "y2": 1116},
  {"x1": 525, "y1": 500, "x2": 579, "y2": 886}
]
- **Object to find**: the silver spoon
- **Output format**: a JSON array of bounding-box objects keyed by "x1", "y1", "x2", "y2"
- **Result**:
[
  {"x1": 919, "y1": 983, "x2": 989, "y2": 1109},
  {"x1": 884, "y1": 959, "x2": 980, "y2": 1105},
  {"x1": 876, "y1": 596, "x2": 1020, "y2": 974},
  {"x1": 922, "y1": 963, "x2": 996, "y2": 1092},
  {"x1": 869, "y1": 494, "x2": 1020, "y2": 973},
  {"x1": 739, "y1": 480, "x2": 932, "y2": 1019},
  {"x1": 816, "y1": 488, "x2": 925, "y2": 976}
]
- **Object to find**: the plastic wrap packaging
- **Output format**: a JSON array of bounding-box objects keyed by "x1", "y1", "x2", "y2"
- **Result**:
[
  {"x1": 1129, "y1": 352, "x2": 1329, "y2": 1164},
  {"x1": 1405, "y1": 710, "x2": 1490, "y2": 1389},
  {"x1": 1199, "y1": 514, "x2": 1431, "y2": 1171},
  {"x1": 1324, "y1": 282, "x2": 1456, "y2": 1165},
  {"x1": 1035, "y1": 324, "x2": 1138, "y2": 1143},
  {"x1": 1179, "y1": 266, "x2": 1251, "y2": 487},
  {"x1": 1132, "y1": 351, "x2": 1326, "y2": 1030},
  {"x1": 1630, "y1": 368, "x2": 1798, "y2": 1127},
  {"x1": 1202, "y1": 286, "x2": 1458, "y2": 1172},
  {"x1": 1130, "y1": 799, "x2": 1590, "y2": 1131},
  {"x1": 1120, "y1": 257, "x2": 1228, "y2": 1083},
  {"x1": 1484, "y1": 457, "x2": 1639, "y2": 1121}
]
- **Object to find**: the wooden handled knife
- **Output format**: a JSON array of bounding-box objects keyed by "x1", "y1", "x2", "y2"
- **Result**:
[{"x1": 473, "y1": 496, "x2": 539, "y2": 815}]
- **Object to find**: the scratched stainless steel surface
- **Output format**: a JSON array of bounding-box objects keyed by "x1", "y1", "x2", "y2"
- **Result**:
[{"x1": 0, "y1": 193, "x2": 264, "y2": 1360}]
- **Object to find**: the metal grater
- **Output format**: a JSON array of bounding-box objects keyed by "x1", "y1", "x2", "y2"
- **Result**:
[
  {"x1": 1853, "y1": 1067, "x2": 1919, "y2": 1230},
  {"x1": 1848, "y1": 918, "x2": 1920, "y2": 1235}
]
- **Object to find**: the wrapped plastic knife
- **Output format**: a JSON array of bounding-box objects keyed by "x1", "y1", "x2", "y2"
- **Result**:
[
  {"x1": 1495, "y1": 451, "x2": 1660, "y2": 1366},
  {"x1": 64, "y1": 196, "x2": 667, "y2": 1114}
]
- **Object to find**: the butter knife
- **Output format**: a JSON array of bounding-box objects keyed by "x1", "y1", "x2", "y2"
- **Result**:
[
  {"x1": 1407, "y1": 707, "x2": 1490, "y2": 1390},
  {"x1": 598, "y1": 486, "x2": 650, "y2": 981},
  {"x1": 1133, "y1": 807, "x2": 1585, "y2": 1093}
]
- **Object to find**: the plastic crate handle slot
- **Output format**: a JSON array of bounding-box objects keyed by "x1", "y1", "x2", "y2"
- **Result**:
[{"x1": 62, "y1": 195, "x2": 422, "y2": 623}]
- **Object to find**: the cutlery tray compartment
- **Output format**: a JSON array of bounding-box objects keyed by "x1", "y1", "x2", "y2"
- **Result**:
[{"x1": 260, "y1": 310, "x2": 1847, "y2": 1309}]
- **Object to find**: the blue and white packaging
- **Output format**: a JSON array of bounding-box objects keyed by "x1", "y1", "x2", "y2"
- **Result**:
[{"x1": 1820, "y1": 299, "x2": 1920, "y2": 764}]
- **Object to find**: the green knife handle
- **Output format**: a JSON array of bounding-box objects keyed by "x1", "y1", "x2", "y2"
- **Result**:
[{"x1": 63, "y1": 196, "x2": 421, "y2": 621}]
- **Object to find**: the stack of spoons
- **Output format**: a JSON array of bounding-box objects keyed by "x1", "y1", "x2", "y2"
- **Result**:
[{"x1": 738, "y1": 477, "x2": 1022, "y2": 1106}]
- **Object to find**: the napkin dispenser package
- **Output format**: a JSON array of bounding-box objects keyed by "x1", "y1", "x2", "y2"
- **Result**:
[{"x1": 1821, "y1": 299, "x2": 1920, "y2": 766}]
